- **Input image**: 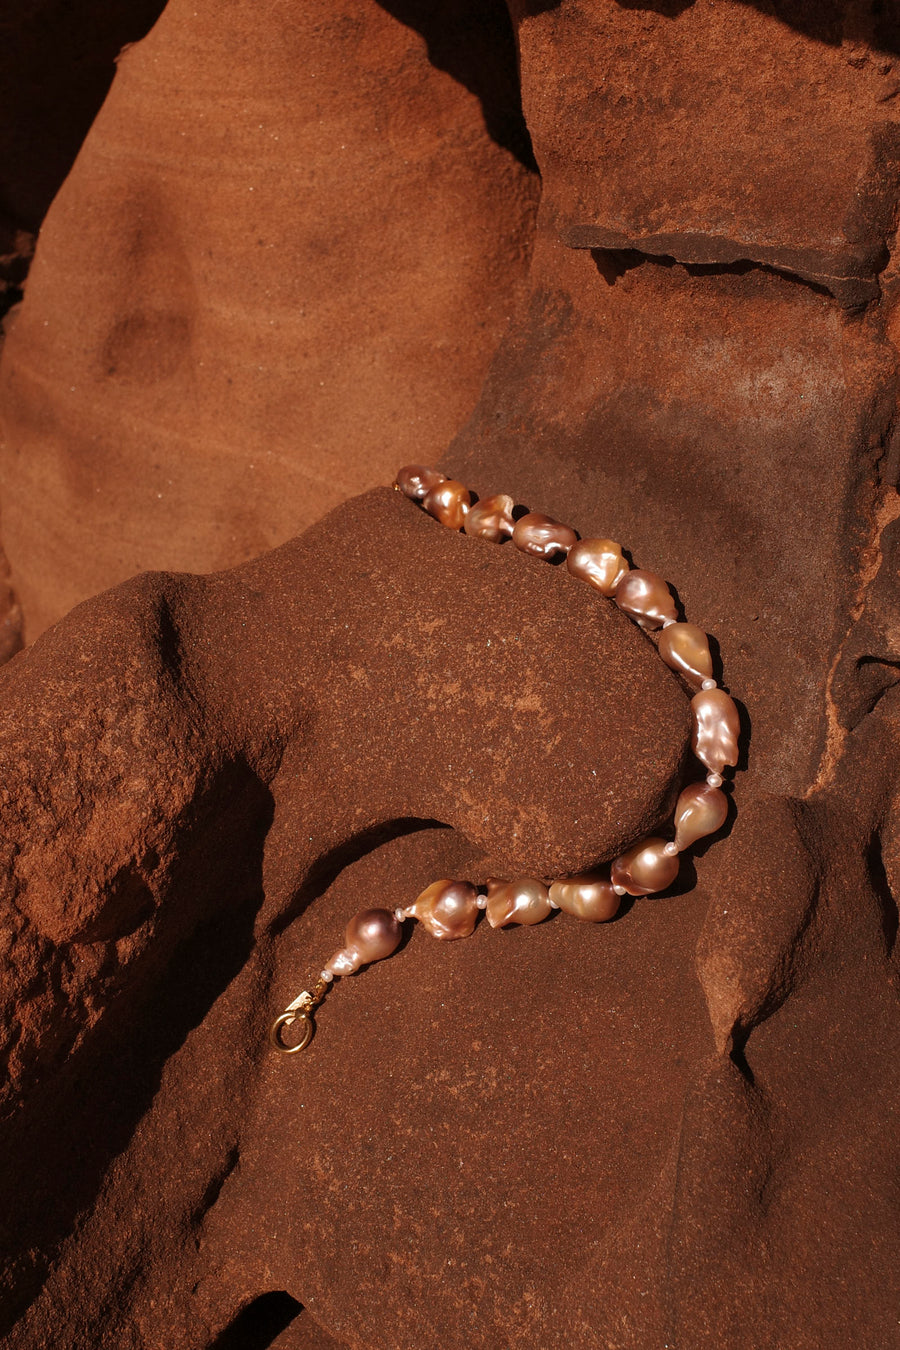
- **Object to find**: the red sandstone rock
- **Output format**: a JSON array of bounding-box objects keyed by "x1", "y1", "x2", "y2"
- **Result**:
[
  {"x1": 0, "y1": 488, "x2": 691, "y2": 1344},
  {"x1": 0, "y1": 0, "x2": 538, "y2": 639},
  {"x1": 2, "y1": 1, "x2": 900, "y2": 1348},
  {"x1": 455, "y1": 0, "x2": 900, "y2": 801}
]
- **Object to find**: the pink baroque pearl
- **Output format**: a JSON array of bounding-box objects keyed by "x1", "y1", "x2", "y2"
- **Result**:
[
  {"x1": 422, "y1": 480, "x2": 471, "y2": 530},
  {"x1": 464, "y1": 493, "x2": 516, "y2": 543},
  {"x1": 485, "y1": 877, "x2": 553, "y2": 928},
  {"x1": 690, "y1": 688, "x2": 741, "y2": 773},
  {"x1": 395, "y1": 464, "x2": 447, "y2": 500},
  {"x1": 674, "y1": 782, "x2": 728, "y2": 851},
  {"x1": 511, "y1": 511, "x2": 578, "y2": 558},
  {"x1": 407, "y1": 879, "x2": 480, "y2": 940},
  {"x1": 323, "y1": 907, "x2": 402, "y2": 976},
  {"x1": 548, "y1": 872, "x2": 620, "y2": 922},
  {"x1": 658, "y1": 622, "x2": 714, "y2": 690},
  {"x1": 610, "y1": 837, "x2": 680, "y2": 896},
  {"x1": 613, "y1": 569, "x2": 677, "y2": 630},
  {"x1": 566, "y1": 538, "x2": 629, "y2": 595}
]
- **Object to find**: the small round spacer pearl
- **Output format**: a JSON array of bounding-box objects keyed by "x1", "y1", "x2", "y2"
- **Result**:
[
  {"x1": 701, "y1": 677, "x2": 717, "y2": 690},
  {"x1": 393, "y1": 907, "x2": 407, "y2": 922},
  {"x1": 706, "y1": 771, "x2": 724, "y2": 788},
  {"x1": 321, "y1": 970, "x2": 334, "y2": 982},
  {"x1": 476, "y1": 895, "x2": 487, "y2": 909},
  {"x1": 549, "y1": 898, "x2": 560, "y2": 909},
  {"x1": 612, "y1": 883, "x2": 627, "y2": 896},
  {"x1": 662, "y1": 617, "x2": 678, "y2": 627},
  {"x1": 663, "y1": 841, "x2": 679, "y2": 856}
]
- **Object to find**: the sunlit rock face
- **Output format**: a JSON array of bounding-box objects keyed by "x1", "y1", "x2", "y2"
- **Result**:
[{"x1": 0, "y1": 0, "x2": 539, "y2": 639}]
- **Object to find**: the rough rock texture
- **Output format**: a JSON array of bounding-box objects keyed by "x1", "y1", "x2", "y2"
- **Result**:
[
  {"x1": 1, "y1": 1, "x2": 900, "y2": 1348},
  {"x1": 454, "y1": 0, "x2": 900, "y2": 801},
  {"x1": 0, "y1": 0, "x2": 539, "y2": 639},
  {"x1": 0, "y1": 488, "x2": 691, "y2": 1346}
]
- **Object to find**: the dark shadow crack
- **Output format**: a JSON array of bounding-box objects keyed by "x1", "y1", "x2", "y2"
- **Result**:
[
  {"x1": 268, "y1": 817, "x2": 451, "y2": 939},
  {"x1": 851, "y1": 655, "x2": 900, "y2": 728},
  {"x1": 562, "y1": 224, "x2": 885, "y2": 307},
  {"x1": 192, "y1": 1143, "x2": 241, "y2": 1231},
  {"x1": 375, "y1": 0, "x2": 538, "y2": 173},
  {"x1": 867, "y1": 828, "x2": 899, "y2": 957},
  {"x1": 208, "y1": 1292, "x2": 304, "y2": 1350}
]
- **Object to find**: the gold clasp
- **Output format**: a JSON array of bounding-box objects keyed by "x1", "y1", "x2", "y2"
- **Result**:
[
  {"x1": 269, "y1": 991, "x2": 315, "y2": 1054},
  {"x1": 269, "y1": 975, "x2": 331, "y2": 1054}
]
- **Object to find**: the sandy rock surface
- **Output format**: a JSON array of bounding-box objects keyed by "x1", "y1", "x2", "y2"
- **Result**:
[
  {"x1": 1, "y1": 1, "x2": 899, "y2": 1347},
  {"x1": 0, "y1": 0, "x2": 538, "y2": 639},
  {"x1": 0, "y1": 488, "x2": 693, "y2": 1347}
]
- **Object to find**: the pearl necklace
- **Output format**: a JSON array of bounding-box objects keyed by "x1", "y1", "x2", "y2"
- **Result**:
[{"x1": 270, "y1": 467, "x2": 742, "y2": 1053}]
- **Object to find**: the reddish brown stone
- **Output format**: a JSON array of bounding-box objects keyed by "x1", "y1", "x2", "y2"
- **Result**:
[
  {"x1": 0, "y1": 488, "x2": 692, "y2": 1345},
  {"x1": 0, "y1": 0, "x2": 538, "y2": 638},
  {"x1": 2, "y1": 1, "x2": 900, "y2": 1348}
]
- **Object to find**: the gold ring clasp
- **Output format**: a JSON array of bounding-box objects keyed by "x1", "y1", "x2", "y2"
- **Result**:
[
  {"x1": 269, "y1": 988, "x2": 320, "y2": 1054},
  {"x1": 269, "y1": 1009, "x2": 314, "y2": 1053}
]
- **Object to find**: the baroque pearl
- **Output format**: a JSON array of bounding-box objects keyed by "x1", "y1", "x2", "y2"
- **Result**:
[
  {"x1": 407, "y1": 879, "x2": 480, "y2": 940},
  {"x1": 691, "y1": 688, "x2": 740, "y2": 773},
  {"x1": 512, "y1": 512, "x2": 578, "y2": 558},
  {"x1": 566, "y1": 538, "x2": 629, "y2": 595},
  {"x1": 464, "y1": 493, "x2": 515, "y2": 543},
  {"x1": 610, "y1": 838, "x2": 680, "y2": 895},
  {"x1": 271, "y1": 466, "x2": 748, "y2": 1056},
  {"x1": 396, "y1": 464, "x2": 447, "y2": 500},
  {"x1": 674, "y1": 782, "x2": 728, "y2": 851},
  {"x1": 324, "y1": 907, "x2": 402, "y2": 976},
  {"x1": 485, "y1": 877, "x2": 553, "y2": 928},
  {"x1": 548, "y1": 872, "x2": 620, "y2": 922},
  {"x1": 423, "y1": 479, "x2": 471, "y2": 530},
  {"x1": 658, "y1": 622, "x2": 714, "y2": 689},
  {"x1": 614, "y1": 569, "x2": 677, "y2": 630}
]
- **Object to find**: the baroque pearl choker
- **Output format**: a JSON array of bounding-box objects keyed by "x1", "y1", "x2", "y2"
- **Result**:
[{"x1": 270, "y1": 467, "x2": 742, "y2": 1053}]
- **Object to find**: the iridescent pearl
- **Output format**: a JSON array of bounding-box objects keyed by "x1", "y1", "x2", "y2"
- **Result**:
[
  {"x1": 485, "y1": 877, "x2": 553, "y2": 928},
  {"x1": 610, "y1": 838, "x2": 680, "y2": 895},
  {"x1": 566, "y1": 538, "x2": 629, "y2": 595},
  {"x1": 407, "y1": 879, "x2": 480, "y2": 940},
  {"x1": 511, "y1": 512, "x2": 578, "y2": 558},
  {"x1": 691, "y1": 688, "x2": 741, "y2": 773},
  {"x1": 614, "y1": 569, "x2": 677, "y2": 630},
  {"x1": 548, "y1": 872, "x2": 620, "y2": 922},
  {"x1": 658, "y1": 622, "x2": 714, "y2": 689},
  {"x1": 395, "y1": 464, "x2": 447, "y2": 500},
  {"x1": 323, "y1": 907, "x2": 402, "y2": 976},
  {"x1": 464, "y1": 493, "x2": 515, "y2": 543},
  {"x1": 673, "y1": 782, "x2": 728, "y2": 851},
  {"x1": 422, "y1": 480, "x2": 471, "y2": 530}
]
